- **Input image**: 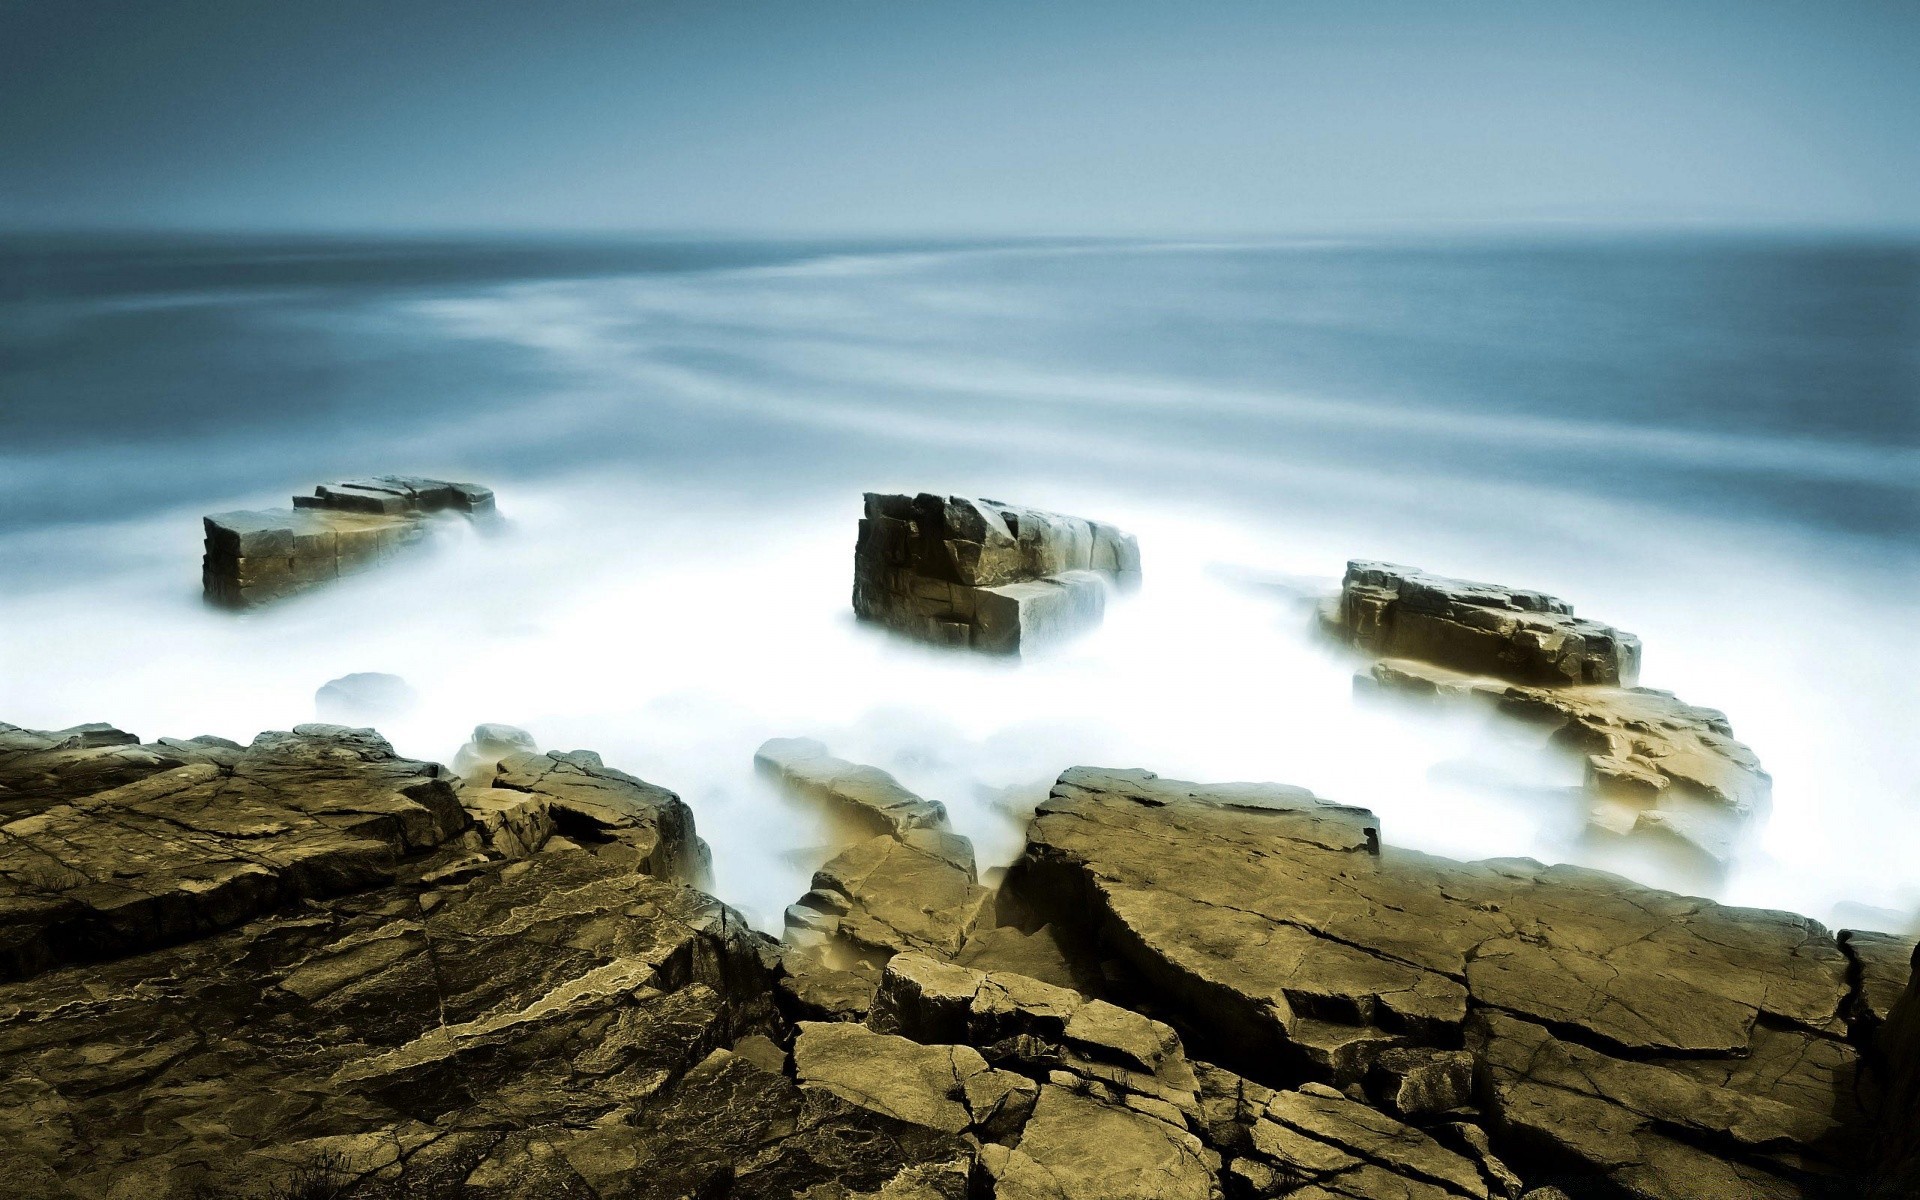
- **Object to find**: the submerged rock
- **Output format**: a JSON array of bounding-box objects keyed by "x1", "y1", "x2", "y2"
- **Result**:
[
  {"x1": 755, "y1": 735, "x2": 950, "y2": 842},
  {"x1": 314, "y1": 671, "x2": 418, "y2": 722},
  {"x1": 449, "y1": 721, "x2": 540, "y2": 783},
  {"x1": 202, "y1": 474, "x2": 498, "y2": 609},
  {"x1": 852, "y1": 492, "x2": 1140, "y2": 656}
]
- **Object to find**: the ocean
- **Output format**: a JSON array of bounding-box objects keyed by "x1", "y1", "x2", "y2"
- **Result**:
[{"x1": 1, "y1": 231, "x2": 1914, "y2": 930}]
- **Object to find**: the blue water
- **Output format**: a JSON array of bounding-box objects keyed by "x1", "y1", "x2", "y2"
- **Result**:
[{"x1": 1, "y1": 232, "x2": 1915, "y2": 928}]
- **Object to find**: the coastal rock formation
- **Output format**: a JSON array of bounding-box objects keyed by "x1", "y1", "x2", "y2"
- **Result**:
[
  {"x1": 449, "y1": 722, "x2": 539, "y2": 784},
  {"x1": 4, "y1": 715, "x2": 1915, "y2": 1198},
  {"x1": 755, "y1": 736, "x2": 950, "y2": 841},
  {"x1": 0, "y1": 721, "x2": 466, "y2": 981},
  {"x1": 852, "y1": 492, "x2": 1140, "y2": 655},
  {"x1": 1326, "y1": 561, "x2": 1769, "y2": 870},
  {"x1": 1000, "y1": 766, "x2": 1893, "y2": 1198},
  {"x1": 1325, "y1": 561, "x2": 1639, "y2": 687},
  {"x1": 203, "y1": 474, "x2": 497, "y2": 609}
]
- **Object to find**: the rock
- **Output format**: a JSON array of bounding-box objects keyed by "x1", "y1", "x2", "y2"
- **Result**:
[
  {"x1": 954, "y1": 922, "x2": 1098, "y2": 994},
  {"x1": 794, "y1": 1021, "x2": 1034, "y2": 1136},
  {"x1": 1365, "y1": 659, "x2": 1770, "y2": 872},
  {"x1": 852, "y1": 492, "x2": 1140, "y2": 655},
  {"x1": 790, "y1": 830, "x2": 990, "y2": 960},
  {"x1": 1004, "y1": 765, "x2": 1876, "y2": 1197},
  {"x1": 756, "y1": 736, "x2": 950, "y2": 842},
  {"x1": 1365, "y1": 1047, "x2": 1475, "y2": 1118},
  {"x1": 0, "y1": 722, "x2": 465, "y2": 981},
  {"x1": 203, "y1": 474, "x2": 498, "y2": 609},
  {"x1": 0, "y1": 849, "x2": 789, "y2": 1199},
  {"x1": 981, "y1": 1083, "x2": 1217, "y2": 1200},
  {"x1": 0, "y1": 722, "x2": 239, "y2": 817},
  {"x1": 451, "y1": 722, "x2": 539, "y2": 783},
  {"x1": 314, "y1": 671, "x2": 417, "y2": 721},
  {"x1": 1325, "y1": 560, "x2": 1640, "y2": 686},
  {"x1": 488, "y1": 748, "x2": 711, "y2": 887}
]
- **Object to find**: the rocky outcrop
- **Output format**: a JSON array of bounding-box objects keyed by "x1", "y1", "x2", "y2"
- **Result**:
[
  {"x1": 449, "y1": 722, "x2": 539, "y2": 784},
  {"x1": 203, "y1": 475, "x2": 498, "y2": 609},
  {"x1": 1325, "y1": 561, "x2": 1639, "y2": 687},
  {"x1": 0, "y1": 721, "x2": 466, "y2": 981},
  {"x1": 1000, "y1": 766, "x2": 1882, "y2": 1198},
  {"x1": 852, "y1": 493, "x2": 1140, "y2": 655},
  {"x1": 755, "y1": 736, "x2": 950, "y2": 841},
  {"x1": 1326, "y1": 561, "x2": 1768, "y2": 872}
]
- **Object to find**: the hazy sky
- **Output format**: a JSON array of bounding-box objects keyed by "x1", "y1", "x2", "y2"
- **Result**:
[{"x1": 2, "y1": 0, "x2": 1915, "y2": 234}]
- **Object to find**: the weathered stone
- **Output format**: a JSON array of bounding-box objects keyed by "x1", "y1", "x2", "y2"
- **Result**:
[
  {"x1": 981, "y1": 1083, "x2": 1217, "y2": 1200},
  {"x1": 0, "y1": 722, "x2": 465, "y2": 981},
  {"x1": 1366, "y1": 1047, "x2": 1475, "y2": 1118},
  {"x1": 852, "y1": 492, "x2": 1140, "y2": 656},
  {"x1": 756, "y1": 736, "x2": 950, "y2": 842},
  {"x1": 203, "y1": 474, "x2": 499, "y2": 608},
  {"x1": 1004, "y1": 766, "x2": 1871, "y2": 1197},
  {"x1": 0, "y1": 850, "x2": 784, "y2": 1199},
  {"x1": 794, "y1": 830, "x2": 990, "y2": 961},
  {"x1": 954, "y1": 921, "x2": 1098, "y2": 993},
  {"x1": 487, "y1": 748, "x2": 711, "y2": 888},
  {"x1": 1325, "y1": 561, "x2": 1640, "y2": 686},
  {"x1": 1870, "y1": 940, "x2": 1920, "y2": 1197},
  {"x1": 794, "y1": 1021, "x2": 1036, "y2": 1138}
]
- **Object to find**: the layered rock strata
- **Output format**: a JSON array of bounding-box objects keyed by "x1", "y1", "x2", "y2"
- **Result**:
[
  {"x1": 203, "y1": 474, "x2": 497, "y2": 609},
  {"x1": 1325, "y1": 561, "x2": 1769, "y2": 869},
  {"x1": 852, "y1": 492, "x2": 1140, "y2": 655},
  {"x1": 1001, "y1": 766, "x2": 1910, "y2": 1199}
]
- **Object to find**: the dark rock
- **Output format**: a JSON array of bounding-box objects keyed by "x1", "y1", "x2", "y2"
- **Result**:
[
  {"x1": 1004, "y1": 765, "x2": 1872, "y2": 1197},
  {"x1": 203, "y1": 474, "x2": 499, "y2": 609},
  {"x1": 1870, "y1": 940, "x2": 1920, "y2": 1196},
  {"x1": 487, "y1": 748, "x2": 712, "y2": 888},
  {"x1": 1325, "y1": 560, "x2": 1640, "y2": 686},
  {"x1": 1365, "y1": 1047, "x2": 1475, "y2": 1118},
  {"x1": 314, "y1": 672, "x2": 418, "y2": 722},
  {"x1": 852, "y1": 492, "x2": 1140, "y2": 656},
  {"x1": 755, "y1": 736, "x2": 950, "y2": 842}
]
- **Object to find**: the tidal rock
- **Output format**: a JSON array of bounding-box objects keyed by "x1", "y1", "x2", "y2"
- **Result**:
[
  {"x1": 755, "y1": 736, "x2": 950, "y2": 842},
  {"x1": 1003, "y1": 766, "x2": 1876, "y2": 1197},
  {"x1": 203, "y1": 474, "x2": 498, "y2": 609},
  {"x1": 1325, "y1": 561, "x2": 1640, "y2": 686},
  {"x1": 1870, "y1": 941, "x2": 1920, "y2": 1196},
  {"x1": 852, "y1": 492, "x2": 1140, "y2": 655},
  {"x1": 450, "y1": 722, "x2": 539, "y2": 783},
  {"x1": 0, "y1": 722, "x2": 464, "y2": 981},
  {"x1": 1366, "y1": 658, "x2": 1771, "y2": 870},
  {"x1": 314, "y1": 671, "x2": 418, "y2": 721}
]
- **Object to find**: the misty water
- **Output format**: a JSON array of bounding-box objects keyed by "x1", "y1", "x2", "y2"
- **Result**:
[{"x1": 2, "y1": 233, "x2": 1915, "y2": 933}]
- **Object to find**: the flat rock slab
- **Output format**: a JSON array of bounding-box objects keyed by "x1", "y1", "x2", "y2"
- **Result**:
[
  {"x1": 1004, "y1": 766, "x2": 1878, "y2": 1198},
  {"x1": 203, "y1": 474, "x2": 497, "y2": 608},
  {"x1": 853, "y1": 492, "x2": 1140, "y2": 656},
  {"x1": 0, "y1": 722, "x2": 465, "y2": 981}
]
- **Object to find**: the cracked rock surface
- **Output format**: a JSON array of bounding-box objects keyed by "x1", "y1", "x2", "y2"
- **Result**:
[{"x1": 1001, "y1": 766, "x2": 1905, "y2": 1198}]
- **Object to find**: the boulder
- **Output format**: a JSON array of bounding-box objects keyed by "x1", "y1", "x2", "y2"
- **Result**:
[
  {"x1": 852, "y1": 492, "x2": 1139, "y2": 656},
  {"x1": 1324, "y1": 561, "x2": 1640, "y2": 686},
  {"x1": 485, "y1": 748, "x2": 712, "y2": 888},
  {"x1": 314, "y1": 672, "x2": 417, "y2": 722},
  {"x1": 203, "y1": 474, "x2": 498, "y2": 609},
  {"x1": 788, "y1": 830, "x2": 990, "y2": 961},
  {"x1": 1002, "y1": 765, "x2": 1878, "y2": 1197},
  {"x1": 755, "y1": 736, "x2": 950, "y2": 842}
]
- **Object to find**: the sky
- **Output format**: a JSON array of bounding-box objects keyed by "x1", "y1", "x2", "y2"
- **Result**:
[{"x1": 1, "y1": 0, "x2": 1916, "y2": 235}]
